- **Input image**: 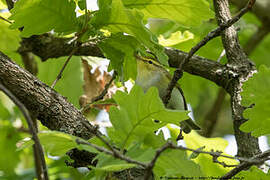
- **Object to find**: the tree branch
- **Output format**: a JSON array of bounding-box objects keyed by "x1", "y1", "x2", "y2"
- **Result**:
[
  {"x1": 230, "y1": 0, "x2": 270, "y2": 22},
  {"x1": 144, "y1": 142, "x2": 172, "y2": 180},
  {"x1": 51, "y1": 45, "x2": 80, "y2": 88},
  {"x1": 75, "y1": 139, "x2": 147, "y2": 168},
  {"x1": 0, "y1": 51, "x2": 95, "y2": 139},
  {"x1": 163, "y1": 0, "x2": 255, "y2": 106},
  {"x1": 220, "y1": 149, "x2": 270, "y2": 179},
  {"x1": 19, "y1": 34, "x2": 230, "y2": 91},
  {"x1": 214, "y1": 0, "x2": 261, "y2": 160},
  {"x1": 18, "y1": 34, "x2": 104, "y2": 61},
  {"x1": 202, "y1": 5, "x2": 270, "y2": 138}
]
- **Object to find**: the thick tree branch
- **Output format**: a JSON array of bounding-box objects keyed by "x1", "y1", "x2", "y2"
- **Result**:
[
  {"x1": 162, "y1": 0, "x2": 255, "y2": 105},
  {"x1": 214, "y1": 0, "x2": 261, "y2": 160},
  {"x1": 0, "y1": 51, "x2": 95, "y2": 139},
  {"x1": 18, "y1": 34, "x2": 104, "y2": 61},
  {"x1": 202, "y1": 7, "x2": 270, "y2": 138},
  {"x1": 19, "y1": 34, "x2": 231, "y2": 91}
]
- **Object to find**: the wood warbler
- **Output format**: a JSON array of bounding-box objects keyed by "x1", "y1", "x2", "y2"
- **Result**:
[{"x1": 136, "y1": 56, "x2": 200, "y2": 136}]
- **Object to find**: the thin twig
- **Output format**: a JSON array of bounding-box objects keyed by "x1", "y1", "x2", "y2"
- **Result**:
[
  {"x1": 77, "y1": 130, "x2": 270, "y2": 179},
  {"x1": 51, "y1": 45, "x2": 80, "y2": 88},
  {"x1": 80, "y1": 71, "x2": 117, "y2": 113},
  {"x1": 51, "y1": 9, "x2": 91, "y2": 88},
  {"x1": 0, "y1": 83, "x2": 49, "y2": 180},
  {"x1": 220, "y1": 150, "x2": 270, "y2": 179},
  {"x1": 91, "y1": 71, "x2": 117, "y2": 102},
  {"x1": 75, "y1": 139, "x2": 147, "y2": 168},
  {"x1": 147, "y1": 141, "x2": 266, "y2": 166},
  {"x1": 163, "y1": 0, "x2": 256, "y2": 105},
  {"x1": 144, "y1": 142, "x2": 172, "y2": 180},
  {"x1": 81, "y1": 121, "x2": 115, "y2": 152},
  {"x1": 0, "y1": 15, "x2": 12, "y2": 24}
]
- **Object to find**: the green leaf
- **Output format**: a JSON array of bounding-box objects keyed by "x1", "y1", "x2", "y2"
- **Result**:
[
  {"x1": 38, "y1": 131, "x2": 77, "y2": 156},
  {"x1": 0, "y1": 14, "x2": 22, "y2": 65},
  {"x1": 16, "y1": 137, "x2": 34, "y2": 151},
  {"x1": 123, "y1": 0, "x2": 214, "y2": 27},
  {"x1": 149, "y1": 19, "x2": 224, "y2": 61},
  {"x1": 169, "y1": 128, "x2": 237, "y2": 176},
  {"x1": 98, "y1": 34, "x2": 142, "y2": 81},
  {"x1": 154, "y1": 149, "x2": 202, "y2": 178},
  {"x1": 240, "y1": 65, "x2": 270, "y2": 137},
  {"x1": 250, "y1": 34, "x2": 270, "y2": 67},
  {"x1": 236, "y1": 166, "x2": 270, "y2": 180},
  {"x1": 0, "y1": 92, "x2": 14, "y2": 120},
  {"x1": 142, "y1": 131, "x2": 167, "y2": 148},
  {"x1": 125, "y1": 144, "x2": 155, "y2": 162},
  {"x1": 37, "y1": 56, "x2": 83, "y2": 108},
  {"x1": 92, "y1": 0, "x2": 167, "y2": 64},
  {"x1": 0, "y1": 121, "x2": 21, "y2": 174},
  {"x1": 0, "y1": 0, "x2": 7, "y2": 9},
  {"x1": 9, "y1": 0, "x2": 78, "y2": 37},
  {"x1": 158, "y1": 30, "x2": 194, "y2": 47},
  {"x1": 109, "y1": 85, "x2": 188, "y2": 149}
]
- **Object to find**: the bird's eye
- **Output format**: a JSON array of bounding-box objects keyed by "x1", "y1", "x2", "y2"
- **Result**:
[{"x1": 148, "y1": 60, "x2": 153, "y2": 64}]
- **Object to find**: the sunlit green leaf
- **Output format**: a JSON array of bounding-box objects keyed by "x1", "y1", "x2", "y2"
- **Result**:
[
  {"x1": 168, "y1": 127, "x2": 237, "y2": 176},
  {"x1": 0, "y1": 0, "x2": 7, "y2": 9},
  {"x1": 158, "y1": 30, "x2": 194, "y2": 47},
  {"x1": 0, "y1": 13, "x2": 21, "y2": 65},
  {"x1": 9, "y1": 0, "x2": 78, "y2": 37},
  {"x1": 123, "y1": 0, "x2": 214, "y2": 27}
]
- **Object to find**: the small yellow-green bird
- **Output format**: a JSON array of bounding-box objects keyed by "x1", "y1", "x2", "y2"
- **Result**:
[{"x1": 136, "y1": 56, "x2": 200, "y2": 136}]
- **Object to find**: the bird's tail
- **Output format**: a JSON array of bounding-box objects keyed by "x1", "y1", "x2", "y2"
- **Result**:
[{"x1": 180, "y1": 118, "x2": 201, "y2": 134}]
